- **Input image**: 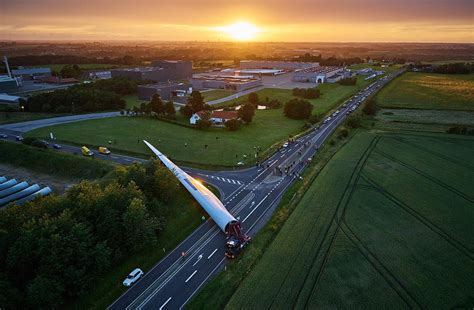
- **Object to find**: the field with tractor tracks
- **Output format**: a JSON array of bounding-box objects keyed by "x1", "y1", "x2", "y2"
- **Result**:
[{"x1": 225, "y1": 131, "x2": 474, "y2": 309}]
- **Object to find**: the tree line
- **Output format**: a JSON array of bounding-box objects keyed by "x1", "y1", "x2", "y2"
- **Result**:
[
  {"x1": 0, "y1": 160, "x2": 197, "y2": 309},
  {"x1": 7, "y1": 55, "x2": 139, "y2": 67},
  {"x1": 25, "y1": 77, "x2": 142, "y2": 113}
]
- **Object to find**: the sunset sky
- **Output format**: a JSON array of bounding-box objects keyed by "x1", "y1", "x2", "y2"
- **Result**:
[{"x1": 1, "y1": 0, "x2": 473, "y2": 42}]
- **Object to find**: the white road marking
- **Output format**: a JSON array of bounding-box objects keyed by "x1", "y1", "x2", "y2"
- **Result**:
[
  {"x1": 185, "y1": 270, "x2": 198, "y2": 283},
  {"x1": 192, "y1": 255, "x2": 203, "y2": 266},
  {"x1": 159, "y1": 297, "x2": 172, "y2": 310},
  {"x1": 208, "y1": 248, "x2": 218, "y2": 259}
]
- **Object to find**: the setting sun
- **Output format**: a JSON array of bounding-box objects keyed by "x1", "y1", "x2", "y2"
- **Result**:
[{"x1": 216, "y1": 22, "x2": 260, "y2": 41}]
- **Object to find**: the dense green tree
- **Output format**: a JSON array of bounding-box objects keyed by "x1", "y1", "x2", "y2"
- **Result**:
[
  {"x1": 238, "y1": 103, "x2": 256, "y2": 123},
  {"x1": 284, "y1": 98, "x2": 313, "y2": 119},
  {"x1": 248, "y1": 92, "x2": 259, "y2": 106},
  {"x1": 196, "y1": 111, "x2": 212, "y2": 130},
  {"x1": 149, "y1": 94, "x2": 165, "y2": 115},
  {"x1": 122, "y1": 198, "x2": 158, "y2": 251},
  {"x1": 225, "y1": 119, "x2": 242, "y2": 131},
  {"x1": 362, "y1": 99, "x2": 377, "y2": 116},
  {"x1": 337, "y1": 77, "x2": 357, "y2": 85},
  {"x1": 180, "y1": 105, "x2": 193, "y2": 118},
  {"x1": 187, "y1": 91, "x2": 205, "y2": 113},
  {"x1": 60, "y1": 64, "x2": 82, "y2": 79},
  {"x1": 164, "y1": 101, "x2": 176, "y2": 117}
]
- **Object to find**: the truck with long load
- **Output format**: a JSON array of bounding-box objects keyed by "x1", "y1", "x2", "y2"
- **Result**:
[{"x1": 143, "y1": 140, "x2": 250, "y2": 258}]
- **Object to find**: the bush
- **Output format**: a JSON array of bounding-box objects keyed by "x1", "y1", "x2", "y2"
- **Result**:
[
  {"x1": 446, "y1": 126, "x2": 474, "y2": 136},
  {"x1": 22, "y1": 137, "x2": 48, "y2": 149},
  {"x1": 196, "y1": 119, "x2": 212, "y2": 130},
  {"x1": 346, "y1": 115, "x2": 361, "y2": 128},
  {"x1": 337, "y1": 77, "x2": 357, "y2": 85},
  {"x1": 284, "y1": 99, "x2": 313, "y2": 119},
  {"x1": 338, "y1": 128, "x2": 349, "y2": 139},
  {"x1": 292, "y1": 88, "x2": 320, "y2": 99},
  {"x1": 362, "y1": 99, "x2": 377, "y2": 116},
  {"x1": 225, "y1": 119, "x2": 242, "y2": 131},
  {"x1": 180, "y1": 105, "x2": 193, "y2": 118},
  {"x1": 308, "y1": 114, "x2": 321, "y2": 124}
]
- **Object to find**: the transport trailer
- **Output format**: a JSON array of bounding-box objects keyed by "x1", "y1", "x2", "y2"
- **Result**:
[{"x1": 143, "y1": 140, "x2": 250, "y2": 258}]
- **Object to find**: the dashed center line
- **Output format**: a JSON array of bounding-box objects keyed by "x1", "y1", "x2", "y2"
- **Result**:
[
  {"x1": 159, "y1": 297, "x2": 172, "y2": 310},
  {"x1": 208, "y1": 249, "x2": 218, "y2": 259}
]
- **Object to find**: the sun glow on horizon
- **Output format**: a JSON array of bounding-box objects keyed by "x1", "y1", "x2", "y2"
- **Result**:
[{"x1": 216, "y1": 22, "x2": 260, "y2": 41}]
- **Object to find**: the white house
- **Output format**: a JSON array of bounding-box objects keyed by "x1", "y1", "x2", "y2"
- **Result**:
[{"x1": 190, "y1": 110, "x2": 239, "y2": 125}]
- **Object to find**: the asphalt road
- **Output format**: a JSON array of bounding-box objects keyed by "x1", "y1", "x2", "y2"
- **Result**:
[{"x1": 0, "y1": 70, "x2": 404, "y2": 309}]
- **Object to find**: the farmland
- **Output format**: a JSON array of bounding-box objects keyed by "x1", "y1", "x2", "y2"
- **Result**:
[
  {"x1": 376, "y1": 72, "x2": 474, "y2": 111},
  {"x1": 26, "y1": 109, "x2": 304, "y2": 167},
  {"x1": 225, "y1": 131, "x2": 474, "y2": 309}
]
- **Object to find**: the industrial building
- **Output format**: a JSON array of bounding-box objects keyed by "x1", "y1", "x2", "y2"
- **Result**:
[
  {"x1": 111, "y1": 60, "x2": 192, "y2": 82},
  {"x1": 235, "y1": 69, "x2": 286, "y2": 76},
  {"x1": 11, "y1": 67, "x2": 52, "y2": 80},
  {"x1": 138, "y1": 82, "x2": 191, "y2": 101},
  {"x1": 240, "y1": 60, "x2": 319, "y2": 71},
  {"x1": 0, "y1": 94, "x2": 21, "y2": 106},
  {"x1": 152, "y1": 60, "x2": 193, "y2": 80},
  {"x1": 292, "y1": 66, "x2": 345, "y2": 83},
  {"x1": 0, "y1": 75, "x2": 19, "y2": 93},
  {"x1": 192, "y1": 75, "x2": 262, "y2": 91}
]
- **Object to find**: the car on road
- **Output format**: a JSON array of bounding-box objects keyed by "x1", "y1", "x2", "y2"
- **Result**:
[
  {"x1": 81, "y1": 146, "x2": 94, "y2": 157},
  {"x1": 282, "y1": 142, "x2": 289, "y2": 148},
  {"x1": 15, "y1": 136, "x2": 23, "y2": 141},
  {"x1": 0, "y1": 134, "x2": 7, "y2": 139},
  {"x1": 98, "y1": 146, "x2": 111, "y2": 155},
  {"x1": 53, "y1": 144, "x2": 62, "y2": 149},
  {"x1": 123, "y1": 268, "x2": 144, "y2": 287}
]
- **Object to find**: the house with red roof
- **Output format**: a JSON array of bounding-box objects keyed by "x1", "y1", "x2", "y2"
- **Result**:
[{"x1": 190, "y1": 110, "x2": 239, "y2": 125}]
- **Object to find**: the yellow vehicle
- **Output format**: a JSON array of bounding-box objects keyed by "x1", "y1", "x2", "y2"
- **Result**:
[
  {"x1": 99, "y1": 146, "x2": 111, "y2": 155},
  {"x1": 81, "y1": 146, "x2": 94, "y2": 157}
]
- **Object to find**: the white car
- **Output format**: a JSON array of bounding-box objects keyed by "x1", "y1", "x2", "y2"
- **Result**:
[
  {"x1": 123, "y1": 268, "x2": 144, "y2": 287},
  {"x1": 282, "y1": 142, "x2": 289, "y2": 148}
]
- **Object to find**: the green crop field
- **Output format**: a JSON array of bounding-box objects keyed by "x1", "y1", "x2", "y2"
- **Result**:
[
  {"x1": 376, "y1": 108, "x2": 474, "y2": 126},
  {"x1": 202, "y1": 89, "x2": 234, "y2": 102},
  {"x1": 27, "y1": 109, "x2": 304, "y2": 167},
  {"x1": 225, "y1": 131, "x2": 474, "y2": 309},
  {"x1": 376, "y1": 72, "x2": 474, "y2": 111}
]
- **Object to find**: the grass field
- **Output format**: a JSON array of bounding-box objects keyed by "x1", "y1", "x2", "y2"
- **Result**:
[
  {"x1": 225, "y1": 131, "x2": 474, "y2": 309},
  {"x1": 376, "y1": 72, "x2": 474, "y2": 111},
  {"x1": 201, "y1": 89, "x2": 234, "y2": 102},
  {"x1": 27, "y1": 110, "x2": 304, "y2": 167}
]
